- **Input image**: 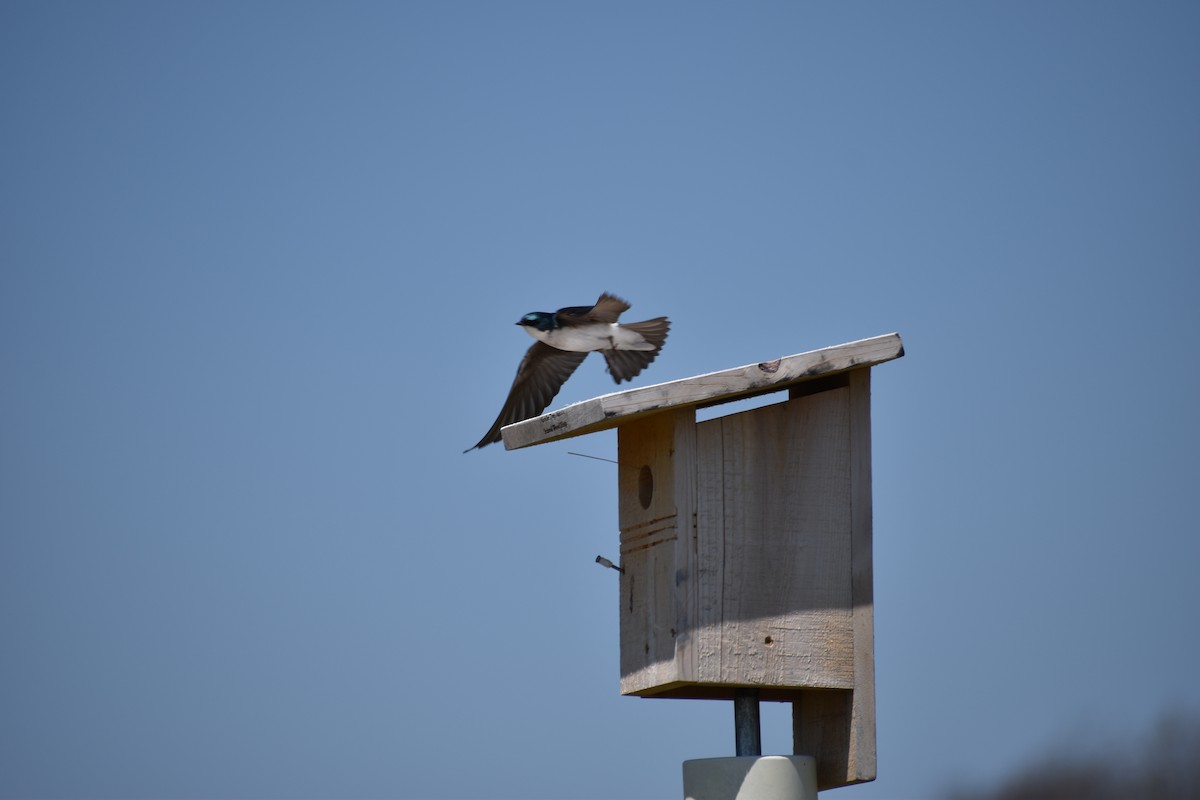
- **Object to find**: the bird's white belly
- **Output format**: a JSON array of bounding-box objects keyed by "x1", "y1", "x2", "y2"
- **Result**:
[{"x1": 531, "y1": 323, "x2": 653, "y2": 352}]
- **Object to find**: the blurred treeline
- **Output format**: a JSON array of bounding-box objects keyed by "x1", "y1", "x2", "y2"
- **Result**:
[{"x1": 944, "y1": 710, "x2": 1200, "y2": 800}]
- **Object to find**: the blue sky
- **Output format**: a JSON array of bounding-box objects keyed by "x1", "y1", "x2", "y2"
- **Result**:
[{"x1": 2, "y1": 2, "x2": 1198, "y2": 798}]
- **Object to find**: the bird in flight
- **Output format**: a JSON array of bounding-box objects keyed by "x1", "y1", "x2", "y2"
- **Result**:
[{"x1": 466, "y1": 293, "x2": 670, "y2": 451}]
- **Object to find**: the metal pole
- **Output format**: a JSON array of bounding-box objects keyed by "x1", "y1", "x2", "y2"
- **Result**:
[{"x1": 734, "y1": 688, "x2": 762, "y2": 757}]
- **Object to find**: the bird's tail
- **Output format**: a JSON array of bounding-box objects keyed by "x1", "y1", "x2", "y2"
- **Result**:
[
  {"x1": 625, "y1": 317, "x2": 670, "y2": 352},
  {"x1": 603, "y1": 317, "x2": 670, "y2": 383}
]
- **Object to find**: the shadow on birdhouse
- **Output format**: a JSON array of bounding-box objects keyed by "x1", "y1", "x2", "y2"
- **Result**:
[{"x1": 504, "y1": 333, "x2": 904, "y2": 792}]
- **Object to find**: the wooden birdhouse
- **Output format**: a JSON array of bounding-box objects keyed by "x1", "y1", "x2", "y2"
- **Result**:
[{"x1": 504, "y1": 333, "x2": 904, "y2": 793}]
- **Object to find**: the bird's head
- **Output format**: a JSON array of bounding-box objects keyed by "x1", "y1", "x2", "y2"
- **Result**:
[{"x1": 516, "y1": 312, "x2": 557, "y2": 333}]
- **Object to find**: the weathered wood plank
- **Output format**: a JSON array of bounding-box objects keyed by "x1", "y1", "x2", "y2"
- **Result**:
[
  {"x1": 790, "y1": 371, "x2": 877, "y2": 791},
  {"x1": 671, "y1": 408, "x2": 699, "y2": 690},
  {"x1": 501, "y1": 332, "x2": 903, "y2": 450},
  {"x1": 618, "y1": 413, "x2": 680, "y2": 693},
  {"x1": 794, "y1": 690, "x2": 855, "y2": 790},
  {"x1": 709, "y1": 389, "x2": 856, "y2": 690},
  {"x1": 847, "y1": 368, "x2": 877, "y2": 784},
  {"x1": 693, "y1": 420, "x2": 725, "y2": 685},
  {"x1": 617, "y1": 409, "x2": 698, "y2": 696}
]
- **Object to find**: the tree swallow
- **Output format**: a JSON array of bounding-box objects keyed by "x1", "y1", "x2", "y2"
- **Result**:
[{"x1": 466, "y1": 292, "x2": 670, "y2": 451}]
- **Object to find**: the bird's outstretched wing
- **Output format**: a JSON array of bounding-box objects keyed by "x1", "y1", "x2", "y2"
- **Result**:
[
  {"x1": 557, "y1": 292, "x2": 630, "y2": 326},
  {"x1": 466, "y1": 342, "x2": 590, "y2": 451}
]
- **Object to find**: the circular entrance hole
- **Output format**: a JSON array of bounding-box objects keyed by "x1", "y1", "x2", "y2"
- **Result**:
[{"x1": 638, "y1": 464, "x2": 654, "y2": 509}]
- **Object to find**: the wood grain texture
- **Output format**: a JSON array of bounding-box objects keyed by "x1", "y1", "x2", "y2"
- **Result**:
[
  {"x1": 847, "y1": 368, "x2": 877, "y2": 784},
  {"x1": 698, "y1": 390, "x2": 855, "y2": 690},
  {"x1": 794, "y1": 691, "x2": 855, "y2": 790},
  {"x1": 789, "y1": 370, "x2": 877, "y2": 790},
  {"x1": 617, "y1": 410, "x2": 697, "y2": 694},
  {"x1": 501, "y1": 333, "x2": 903, "y2": 450}
]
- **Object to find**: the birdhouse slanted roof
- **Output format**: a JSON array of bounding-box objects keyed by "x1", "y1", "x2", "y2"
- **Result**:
[{"x1": 501, "y1": 332, "x2": 904, "y2": 450}]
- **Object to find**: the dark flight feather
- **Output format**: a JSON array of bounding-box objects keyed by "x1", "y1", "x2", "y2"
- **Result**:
[{"x1": 465, "y1": 343, "x2": 588, "y2": 451}]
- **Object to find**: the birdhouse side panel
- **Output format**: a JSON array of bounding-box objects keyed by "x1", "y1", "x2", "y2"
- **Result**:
[
  {"x1": 847, "y1": 367, "x2": 877, "y2": 783},
  {"x1": 793, "y1": 369, "x2": 877, "y2": 790},
  {"x1": 617, "y1": 410, "x2": 697, "y2": 694}
]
